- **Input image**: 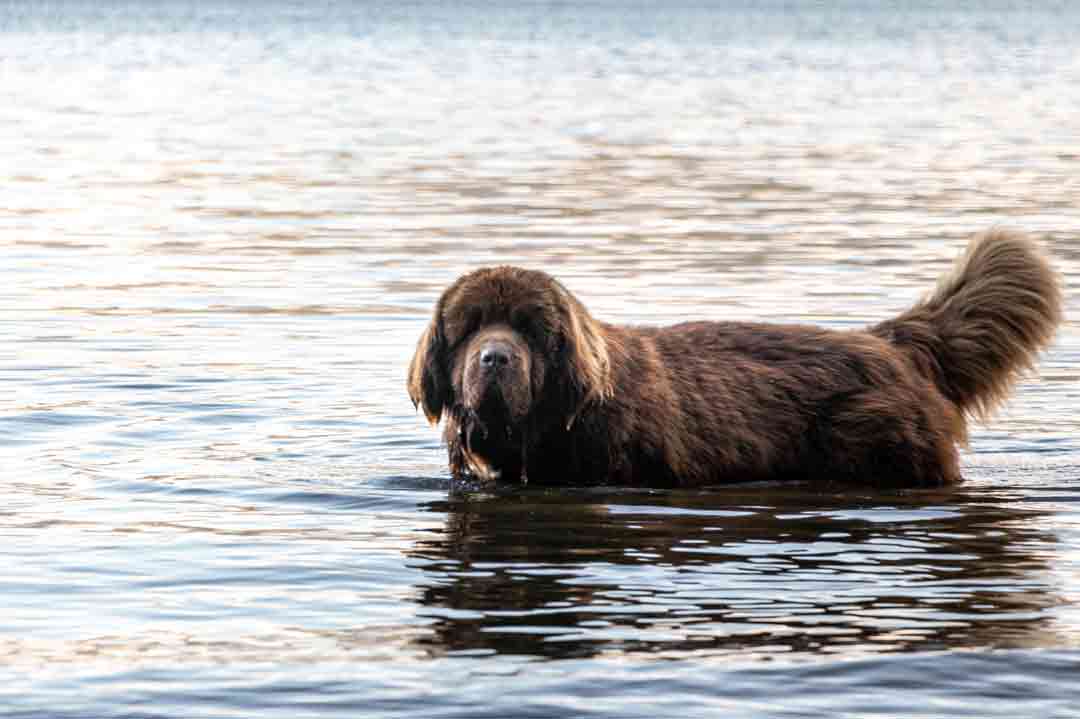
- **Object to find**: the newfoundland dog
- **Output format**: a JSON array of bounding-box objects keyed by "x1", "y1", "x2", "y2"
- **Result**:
[{"x1": 408, "y1": 230, "x2": 1061, "y2": 487}]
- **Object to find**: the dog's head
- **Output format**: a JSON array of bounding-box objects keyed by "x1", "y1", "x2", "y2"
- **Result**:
[{"x1": 407, "y1": 266, "x2": 612, "y2": 481}]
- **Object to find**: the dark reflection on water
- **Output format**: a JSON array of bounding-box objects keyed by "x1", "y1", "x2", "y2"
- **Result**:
[{"x1": 412, "y1": 485, "x2": 1065, "y2": 661}]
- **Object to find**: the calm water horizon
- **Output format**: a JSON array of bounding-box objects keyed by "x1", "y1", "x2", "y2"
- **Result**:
[{"x1": 2, "y1": 1, "x2": 1079, "y2": 716}]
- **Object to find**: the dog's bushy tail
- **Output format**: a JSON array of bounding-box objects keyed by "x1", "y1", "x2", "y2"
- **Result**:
[{"x1": 872, "y1": 229, "x2": 1062, "y2": 421}]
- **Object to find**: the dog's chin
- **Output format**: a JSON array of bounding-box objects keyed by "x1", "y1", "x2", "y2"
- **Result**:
[{"x1": 459, "y1": 393, "x2": 526, "y2": 483}]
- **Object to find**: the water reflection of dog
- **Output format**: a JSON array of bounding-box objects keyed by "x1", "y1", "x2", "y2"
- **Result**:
[{"x1": 409, "y1": 488, "x2": 1063, "y2": 660}]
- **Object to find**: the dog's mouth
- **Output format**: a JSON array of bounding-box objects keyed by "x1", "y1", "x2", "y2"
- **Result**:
[{"x1": 457, "y1": 392, "x2": 528, "y2": 484}]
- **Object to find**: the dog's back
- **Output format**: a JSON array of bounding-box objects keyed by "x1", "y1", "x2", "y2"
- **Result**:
[{"x1": 619, "y1": 229, "x2": 1065, "y2": 487}]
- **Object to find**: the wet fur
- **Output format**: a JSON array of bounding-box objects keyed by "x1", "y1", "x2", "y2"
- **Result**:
[{"x1": 408, "y1": 230, "x2": 1062, "y2": 487}]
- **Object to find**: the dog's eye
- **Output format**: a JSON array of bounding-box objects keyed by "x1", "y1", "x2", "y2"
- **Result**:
[
  {"x1": 445, "y1": 309, "x2": 482, "y2": 348},
  {"x1": 511, "y1": 314, "x2": 536, "y2": 337}
]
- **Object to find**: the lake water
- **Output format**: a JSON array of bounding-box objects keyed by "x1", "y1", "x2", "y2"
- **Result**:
[{"x1": 2, "y1": 1, "x2": 1080, "y2": 716}]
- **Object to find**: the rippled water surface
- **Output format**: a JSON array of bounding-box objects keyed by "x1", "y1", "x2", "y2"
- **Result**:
[{"x1": 3, "y1": 1, "x2": 1080, "y2": 716}]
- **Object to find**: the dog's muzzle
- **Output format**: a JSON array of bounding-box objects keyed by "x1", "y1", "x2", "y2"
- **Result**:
[{"x1": 478, "y1": 340, "x2": 513, "y2": 372}]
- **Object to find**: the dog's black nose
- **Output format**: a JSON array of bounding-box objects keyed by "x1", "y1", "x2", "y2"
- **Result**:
[{"x1": 479, "y1": 344, "x2": 511, "y2": 369}]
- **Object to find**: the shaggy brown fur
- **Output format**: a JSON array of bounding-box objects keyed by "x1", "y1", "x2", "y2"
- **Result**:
[{"x1": 408, "y1": 230, "x2": 1062, "y2": 487}]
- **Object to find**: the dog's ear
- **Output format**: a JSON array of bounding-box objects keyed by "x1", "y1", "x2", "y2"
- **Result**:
[
  {"x1": 557, "y1": 283, "x2": 613, "y2": 429},
  {"x1": 407, "y1": 311, "x2": 451, "y2": 425}
]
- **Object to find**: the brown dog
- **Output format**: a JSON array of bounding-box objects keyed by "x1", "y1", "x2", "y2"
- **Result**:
[{"x1": 408, "y1": 230, "x2": 1062, "y2": 487}]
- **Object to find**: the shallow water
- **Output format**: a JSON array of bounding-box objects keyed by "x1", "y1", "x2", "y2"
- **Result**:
[{"x1": 2, "y1": 1, "x2": 1080, "y2": 716}]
